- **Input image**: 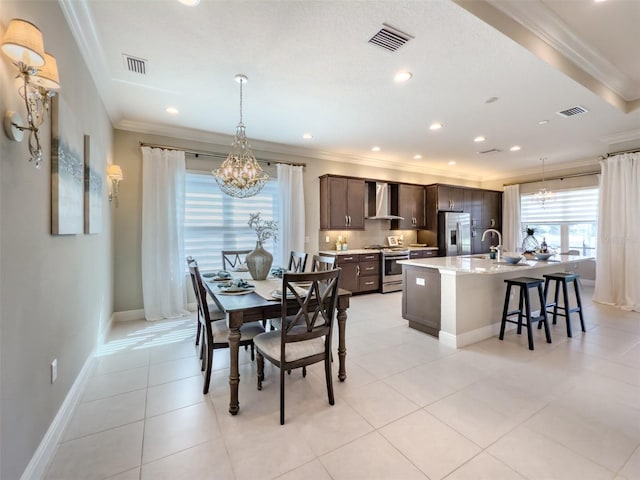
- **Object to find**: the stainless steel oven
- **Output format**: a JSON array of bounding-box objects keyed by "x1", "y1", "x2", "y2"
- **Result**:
[{"x1": 381, "y1": 249, "x2": 410, "y2": 293}]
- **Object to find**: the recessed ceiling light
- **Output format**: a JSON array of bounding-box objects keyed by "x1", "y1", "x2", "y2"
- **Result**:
[
  {"x1": 178, "y1": 0, "x2": 200, "y2": 6},
  {"x1": 474, "y1": 136, "x2": 485, "y2": 142},
  {"x1": 485, "y1": 96, "x2": 499, "y2": 104},
  {"x1": 413, "y1": 154, "x2": 422, "y2": 160},
  {"x1": 448, "y1": 161, "x2": 456, "y2": 166},
  {"x1": 166, "y1": 106, "x2": 179, "y2": 115},
  {"x1": 594, "y1": 0, "x2": 607, "y2": 3},
  {"x1": 538, "y1": 120, "x2": 549, "y2": 125},
  {"x1": 510, "y1": 145, "x2": 521, "y2": 152},
  {"x1": 429, "y1": 123, "x2": 442, "y2": 130},
  {"x1": 394, "y1": 71, "x2": 413, "y2": 83},
  {"x1": 302, "y1": 133, "x2": 313, "y2": 139},
  {"x1": 371, "y1": 146, "x2": 381, "y2": 152}
]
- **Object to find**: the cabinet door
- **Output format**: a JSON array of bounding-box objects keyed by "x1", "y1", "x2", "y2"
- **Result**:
[
  {"x1": 449, "y1": 187, "x2": 464, "y2": 211},
  {"x1": 346, "y1": 178, "x2": 365, "y2": 229},
  {"x1": 482, "y1": 190, "x2": 502, "y2": 228},
  {"x1": 436, "y1": 185, "x2": 451, "y2": 210},
  {"x1": 326, "y1": 177, "x2": 349, "y2": 229},
  {"x1": 397, "y1": 184, "x2": 415, "y2": 229},
  {"x1": 336, "y1": 260, "x2": 358, "y2": 293},
  {"x1": 426, "y1": 186, "x2": 438, "y2": 230},
  {"x1": 413, "y1": 186, "x2": 426, "y2": 227}
]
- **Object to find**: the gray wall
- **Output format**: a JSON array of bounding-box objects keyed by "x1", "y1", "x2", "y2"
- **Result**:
[
  {"x1": 112, "y1": 128, "x2": 480, "y2": 312},
  {"x1": 0, "y1": 2, "x2": 114, "y2": 478}
]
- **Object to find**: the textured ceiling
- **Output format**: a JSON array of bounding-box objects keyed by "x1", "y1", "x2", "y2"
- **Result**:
[{"x1": 60, "y1": 0, "x2": 640, "y2": 181}]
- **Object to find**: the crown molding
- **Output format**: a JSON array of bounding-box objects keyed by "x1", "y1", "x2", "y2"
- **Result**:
[
  {"x1": 455, "y1": 0, "x2": 636, "y2": 113},
  {"x1": 115, "y1": 119, "x2": 484, "y2": 182},
  {"x1": 599, "y1": 129, "x2": 640, "y2": 146}
]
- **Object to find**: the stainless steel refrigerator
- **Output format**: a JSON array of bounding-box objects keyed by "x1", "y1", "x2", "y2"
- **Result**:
[{"x1": 438, "y1": 211, "x2": 471, "y2": 256}]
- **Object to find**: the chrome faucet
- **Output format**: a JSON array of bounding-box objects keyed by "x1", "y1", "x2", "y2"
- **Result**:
[{"x1": 481, "y1": 228, "x2": 503, "y2": 260}]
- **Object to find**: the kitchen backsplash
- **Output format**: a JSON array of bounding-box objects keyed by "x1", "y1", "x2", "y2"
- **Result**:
[{"x1": 318, "y1": 220, "x2": 434, "y2": 250}]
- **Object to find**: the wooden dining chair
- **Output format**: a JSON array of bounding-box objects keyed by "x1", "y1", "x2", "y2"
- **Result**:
[
  {"x1": 221, "y1": 250, "x2": 251, "y2": 271},
  {"x1": 288, "y1": 251, "x2": 308, "y2": 273},
  {"x1": 188, "y1": 260, "x2": 265, "y2": 394},
  {"x1": 311, "y1": 254, "x2": 336, "y2": 272},
  {"x1": 186, "y1": 257, "x2": 224, "y2": 358},
  {"x1": 254, "y1": 269, "x2": 341, "y2": 424}
]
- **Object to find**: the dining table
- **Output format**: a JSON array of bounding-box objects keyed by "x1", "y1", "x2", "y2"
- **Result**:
[{"x1": 203, "y1": 273, "x2": 352, "y2": 415}]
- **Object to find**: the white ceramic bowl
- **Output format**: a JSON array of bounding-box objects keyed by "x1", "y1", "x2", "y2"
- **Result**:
[
  {"x1": 533, "y1": 252, "x2": 553, "y2": 261},
  {"x1": 502, "y1": 255, "x2": 523, "y2": 264}
]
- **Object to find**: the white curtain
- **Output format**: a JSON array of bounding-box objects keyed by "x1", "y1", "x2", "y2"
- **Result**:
[
  {"x1": 277, "y1": 164, "x2": 305, "y2": 268},
  {"x1": 141, "y1": 147, "x2": 190, "y2": 320},
  {"x1": 593, "y1": 152, "x2": 640, "y2": 311},
  {"x1": 502, "y1": 184, "x2": 523, "y2": 252}
]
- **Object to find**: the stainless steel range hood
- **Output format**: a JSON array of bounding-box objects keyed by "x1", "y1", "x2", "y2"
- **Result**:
[{"x1": 365, "y1": 182, "x2": 404, "y2": 220}]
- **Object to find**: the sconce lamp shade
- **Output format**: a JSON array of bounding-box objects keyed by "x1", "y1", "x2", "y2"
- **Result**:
[
  {"x1": 1, "y1": 19, "x2": 45, "y2": 67},
  {"x1": 107, "y1": 165, "x2": 123, "y2": 181},
  {"x1": 32, "y1": 53, "x2": 60, "y2": 90}
]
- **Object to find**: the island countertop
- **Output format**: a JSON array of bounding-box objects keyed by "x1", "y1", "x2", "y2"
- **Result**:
[{"x1": 399, "y1": 253, "x2": 593, "y2": 275}]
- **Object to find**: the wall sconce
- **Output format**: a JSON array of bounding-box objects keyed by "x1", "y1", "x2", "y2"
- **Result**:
[
  {"x1": 107, "y1": 165, "x2": 123, "y2": 207},
  {"x1": 2, "y1": 19, "x2": 60, "y2": 168}
]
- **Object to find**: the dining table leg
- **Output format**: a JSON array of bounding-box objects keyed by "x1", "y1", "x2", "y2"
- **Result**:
[
  {"x1": 227, "y1": 312, "x2": 242, "y2": 415},
  {"x1": 336, "y1": 297, "x2": 349, "y2": 382}
]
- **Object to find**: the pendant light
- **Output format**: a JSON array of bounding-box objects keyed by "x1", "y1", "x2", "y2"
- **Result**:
[
  {"x1": 213, "y1": 74, "x2": 268, "y2": 198},
  {"x1": 533, "y1": 157, "x2": 554, "y2": 207}
]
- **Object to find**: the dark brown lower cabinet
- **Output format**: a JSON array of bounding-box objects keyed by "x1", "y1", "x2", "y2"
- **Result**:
[{"x1": 402, "y1": 265, "x2": 441, "y2": 337}]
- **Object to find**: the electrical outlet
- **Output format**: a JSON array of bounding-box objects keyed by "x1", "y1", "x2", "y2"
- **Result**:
[
  {"x1": 325, "y1": 236, "x2": 330, "y2": 243},
  {"x1": 416, "y1": 278, "x2": 425, "y2": 286},
  {"x1": 51, "y1": 359, "x2": 57, "y2": 384}
]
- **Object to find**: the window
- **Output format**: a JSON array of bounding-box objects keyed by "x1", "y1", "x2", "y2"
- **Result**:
[
  {"x1": 184, "y1": 171, "x2": 280, "y2": 272},
  {"x1": 521, "y1": 187, "x2": 599, "y2": 254}
]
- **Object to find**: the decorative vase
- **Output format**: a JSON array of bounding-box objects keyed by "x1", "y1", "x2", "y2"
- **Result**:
[
  {"x1": 246, "y1": 241, "x2": 273, "y2": 280},
  {"x1": 522, "y1": 229, "x2": 539, "y2": 253}
]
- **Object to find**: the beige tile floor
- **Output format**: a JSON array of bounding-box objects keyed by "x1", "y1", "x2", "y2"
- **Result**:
[{"x1": 45, "y1": 285, "x2": 640, "y2": 479}]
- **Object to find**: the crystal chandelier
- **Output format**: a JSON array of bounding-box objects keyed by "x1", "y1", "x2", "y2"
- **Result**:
[
  {"x1": 533, "y1": 157, "x2": 554, "y2": 207},
  {"x1": 213, "y1": 74, "x2": 268, "y2": 198}
]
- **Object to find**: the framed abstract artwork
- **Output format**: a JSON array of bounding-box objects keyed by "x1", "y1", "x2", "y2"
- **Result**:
[
  {"x1": 84, "y1": 135, "x2": 103, "y2": 234},
  {"x1": 51, "y1": 95, "x2": 84, "y2": 235}
]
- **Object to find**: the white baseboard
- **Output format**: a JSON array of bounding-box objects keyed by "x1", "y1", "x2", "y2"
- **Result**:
[
  {"x1": 112, "y1": 308, "x2": 145, "y2": 322},
  {"x1": 112, "y1": 306, "x2": 197, "y2": 322},
  {"x1": 20, "y1": 352, "x2": 96, "y2": 480},
  {"x1": 440, "y1": 321, "x2": 520, "y2": 348}
]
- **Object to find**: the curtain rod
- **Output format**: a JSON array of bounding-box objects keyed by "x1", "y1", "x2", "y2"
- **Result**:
[
  {"x1": 503, "y1": 169, "x2": 600, "y2": 187},
  {"x1": 139, "y1": 142, "x2": 306, "y2": 167},
  {"x1": 600, "y1": 147, "x2": 640, "y2": 159}
]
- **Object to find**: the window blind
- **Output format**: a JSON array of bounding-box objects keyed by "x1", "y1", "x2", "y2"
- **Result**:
[
  {"x1": 521, "y1": 187, "x2": 599, "y2": 224},
  {"x1": 184, "y1": 172, "x2": 280, "y2": 272}
]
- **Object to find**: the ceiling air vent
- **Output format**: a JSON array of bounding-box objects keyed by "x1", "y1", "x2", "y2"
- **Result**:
[
  {"x1": 123, "y1": 54, "x2": 147, "y2": 74},
  {"x1": 478, "y1": 148, "x2": 502, "y2": 155},
  {"x1": 368, "y1": 23, "x2": 413, "y2": 52},
  {"x1": 556, "y1": 105, "x2": 589, "y2": 118}
]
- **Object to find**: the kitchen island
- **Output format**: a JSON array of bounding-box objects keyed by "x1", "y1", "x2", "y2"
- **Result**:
[{"x1": 399, "y1": 254, "x2": 594, "y2": 348}]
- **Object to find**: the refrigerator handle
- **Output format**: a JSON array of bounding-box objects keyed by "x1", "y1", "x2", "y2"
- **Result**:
[{"x1": 456, "y1": 222, "x2": 462, "y2": 255}]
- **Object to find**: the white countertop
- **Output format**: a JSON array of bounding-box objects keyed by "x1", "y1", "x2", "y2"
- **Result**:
[
  {"x1": 319, "y1": 246, "x2": 438, "y2": 256},
  {"x1": 399, "y1": 253, "x2": 593, "y2": 275}
]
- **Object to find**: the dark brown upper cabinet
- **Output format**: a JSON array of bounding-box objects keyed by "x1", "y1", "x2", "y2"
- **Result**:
[
  {"x1": 391, "y1": 184, "x2": 425, "y2": 229},
  {"x1": 319, "y1": 175, "x2": 365, "y2": 230}
]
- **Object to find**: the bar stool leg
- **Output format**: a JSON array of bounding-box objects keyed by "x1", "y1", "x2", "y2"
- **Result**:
[
  {"x1": 552, "y1": 280, "x2": 560, "y2": 325},
  {"x1": 537, "y1": 283, "x2": 552, "y2": 344},
  {"x1": 574, "y1": 279, "x2": 586, "y2": 332},
  {"x1": 562, "y1": 279, "x2": 573, "y2": 337},
  {"x1": 517, "y1": 286, "x2": 525, "y2": 335},
  {"x1": 523, "y1": 286, "x2": 534, "y2": 351},
  {"x1": 499, "y1": 283, "x2": 512, "y2": 340}
]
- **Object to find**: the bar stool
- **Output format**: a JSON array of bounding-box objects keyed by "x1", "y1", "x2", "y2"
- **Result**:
[
  {"x1": 540, "y1": 272, "x2": 585, "y2": 337},
  {"x1": 500, "y1": 277, "x2": 551, "y2": 350}
]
